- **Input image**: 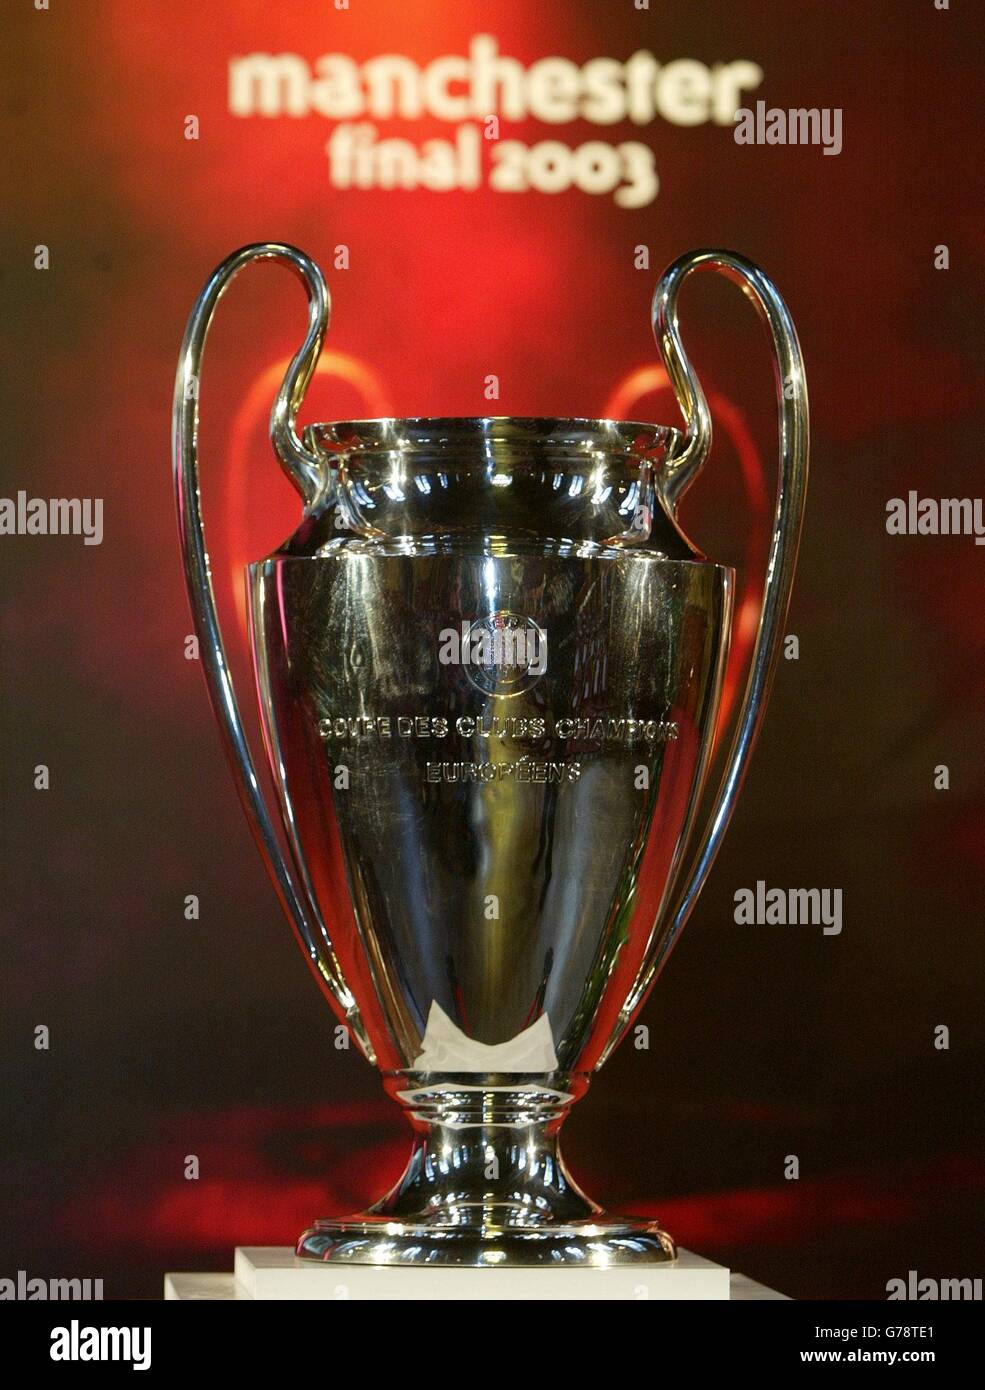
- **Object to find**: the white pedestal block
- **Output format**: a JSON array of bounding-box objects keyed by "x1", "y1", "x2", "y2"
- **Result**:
[{"x1": 165, "y1": 1247, "x2": 788, "y2": 1301}]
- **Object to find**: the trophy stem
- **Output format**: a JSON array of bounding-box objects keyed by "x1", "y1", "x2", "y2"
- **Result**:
[{"x1": 296, "y1": 1075, "x2": 676, "y2": 1267}]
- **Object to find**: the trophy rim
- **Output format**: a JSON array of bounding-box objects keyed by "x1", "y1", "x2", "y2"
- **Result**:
[
  {"x1": 252, "y1": 550, "x2": 733, "y2": 571},
  {"x1": 307, "y1": 415, "x2": 683, "y2": 460}
]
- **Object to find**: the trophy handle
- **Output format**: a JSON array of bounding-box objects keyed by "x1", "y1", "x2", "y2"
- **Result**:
[
  {"x1": 604, "y1": 250, "x2": 809, "y2": 1061},
  {"x1": 172, "y1": 243, "x2": 368, "y2": 1054}
]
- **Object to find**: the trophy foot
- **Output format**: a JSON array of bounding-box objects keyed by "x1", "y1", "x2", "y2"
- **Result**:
[
  {"x1": 295, "y1": 1215, "x2": 676, "y2": 1267},
  {"x1": 296, "y1": 1074, "x2": 677, "y2": 1267}
]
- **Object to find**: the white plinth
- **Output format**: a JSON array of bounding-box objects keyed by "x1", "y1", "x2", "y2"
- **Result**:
[{"x1": 164, "y1": 1246, "x2": 787, "y2": 1301}]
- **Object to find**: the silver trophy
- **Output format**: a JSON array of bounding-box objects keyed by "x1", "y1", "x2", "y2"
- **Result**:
[{"x1": 173, "y1": 243, "x2": 807, "y2": 1266}]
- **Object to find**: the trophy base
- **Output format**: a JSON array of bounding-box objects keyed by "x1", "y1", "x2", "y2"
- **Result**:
[
  {"x1": 296, "y1": 1216, "x2": 676, "y2": 1267},
  {"x1": 297, "y1": 1072, "x2": 677, "y2": 1267},
  {"x1": 168, "y1": 1247, "x2": 755, "y2": 1299}
]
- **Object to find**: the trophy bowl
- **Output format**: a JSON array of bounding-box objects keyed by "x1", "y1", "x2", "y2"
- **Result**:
[{"x1": 173, "y1": 245, "x2": 808, "y2": 1266}]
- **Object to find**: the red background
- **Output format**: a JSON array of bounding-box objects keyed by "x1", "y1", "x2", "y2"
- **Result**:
[{"x1": 2, "y1": 0, "x2": 984, "y2": 1299}]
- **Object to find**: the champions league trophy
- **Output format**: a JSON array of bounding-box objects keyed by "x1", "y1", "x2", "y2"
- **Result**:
[{"x1": 173, "y1": 243, "x2": 807, "y2": 1267}]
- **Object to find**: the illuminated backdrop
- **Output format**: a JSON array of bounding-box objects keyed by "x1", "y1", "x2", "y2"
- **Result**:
[{"x1": 2, "y1": 0, "x2": 983, "y2": 1299}]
